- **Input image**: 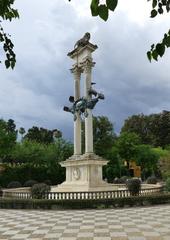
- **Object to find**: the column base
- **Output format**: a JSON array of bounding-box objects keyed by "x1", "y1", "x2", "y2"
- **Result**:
[{"x1": 55, "y1": 153, "x2": 112, "y2": 192}]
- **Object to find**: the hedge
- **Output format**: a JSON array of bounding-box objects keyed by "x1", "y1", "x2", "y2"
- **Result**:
[{"x1": 0, "y1": 193, "x2": 170, "y2": 209}]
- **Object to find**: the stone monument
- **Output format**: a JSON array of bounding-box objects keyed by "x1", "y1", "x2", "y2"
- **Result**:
[{"x1": 57, "y1": 33, "x2": 110, "y2": 192}]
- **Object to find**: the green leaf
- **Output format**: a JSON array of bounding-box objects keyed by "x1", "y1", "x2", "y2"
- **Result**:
[
  {"x1": 98, "y1": 5, "x2": 109, "y2": 21},
  {"x1": 151, "y1": 44, "x2": 155, "y2": 50},
  {"x1": 152, "y1": 0, "x2": 157, "y2": 8},
  {"x1": 158, "y1": 7, "x2": 164, "y2": 14},
  {"x1": 152, "y1": 49, "x2": 158, "y2": 61},
  {"x1": 147, "y1": 51, "x2": 152, "y2": 62},
  {"x1": 150, "y1": 9, "x2": 157, "y2": 17},
  {"x1": 5, "y1": 60, "x2": 10, "y2": 69},
  {"x1": 11, "y1": 60, "x2": 16, "y2": 69},
  {"x1": 90, "y1": 0, "x2": 99, "y2": 16},
  {"x1": 162, "y1": 0, "x2": 167, "y2": 5},
  {"x1": 156, "y1": 43, "x2": 165, "y2": 57},
  {"x1": 164, "y1": 35, "x2": 170, "y2": 47},
  {"x1": 106, "y1": 0, "x2": 118, "y2": 12}
]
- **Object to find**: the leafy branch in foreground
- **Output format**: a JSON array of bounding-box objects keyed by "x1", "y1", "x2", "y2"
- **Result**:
[
  {"x1": 147, "y1": 30, "x2": 170, "y2": 61},
  {"x1": 68, "y1": 0, "x2": 170, "y2": 62},
  {"x1": 148, "y1": 0, "x2": 170, "y2": 61},
  {"x1": 0, "y1": 23, "x2": 16, "y2": 69},
  {"x1": 0, "y1": 0, "x2": 19, "y2": 69},
  {"x1": 90, "y1": 0, "x2": 118, "y2": 21},
  {"x1": 68, "y1": 0, "x2": 118, "y2": 21}
]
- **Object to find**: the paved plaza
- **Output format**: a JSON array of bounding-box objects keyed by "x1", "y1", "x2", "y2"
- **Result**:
[{"x1": 0, "y1": 204, "x2": 170, "y2": 240}]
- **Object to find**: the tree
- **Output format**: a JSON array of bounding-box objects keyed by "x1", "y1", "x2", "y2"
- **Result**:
[
  {"x1": 116, "y1": 132, "x2": 141, "y2": 162},
  {"x1": 121, "y1": 114, "x2": 152, "y2": 145},
  {"x1": 0, "y1": 0, "x2": 19, "y2": 69},
  {"x1": 135, "y1": 144, "x2": 159, "y2": 179},
  {"x1": 24, "y1": 126, "x2": 62, "y2": 144},
  {"x1": 9, "y1": 138, "x2": 73, "y2": 184},
  {"x1": 156, "y1": 110, "x2": 170, "y2": 148},
  {"x1": 19, "y1": 127, "x2": 26, "y2": 141},
  {"x1": 0, "y1": 119, "x2": 17, "y2": 162},
  {"x1": 82, "y1": 116, "x2": 116, "y2": 156},
  {"x1": 121, "y1": 111, "x2": 170, "y2": 148},
  {"x1": 103, "y1": 145, "x2": 128, "y2": 182},
  {"x1": 69, "y1": 0, "x2": 170, "y2": 61},
  {"x1": 11, "y1": 140, "x2": 46, "y2": 166}
]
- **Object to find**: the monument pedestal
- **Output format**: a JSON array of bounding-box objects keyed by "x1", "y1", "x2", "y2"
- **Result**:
[{"x1": 56, "y1": 154, "x2": 109, "y2": 192}]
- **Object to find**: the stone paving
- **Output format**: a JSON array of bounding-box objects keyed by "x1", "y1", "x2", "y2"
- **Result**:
[{"x1": 0, "y1": 204, "x2": 170, "y2": 240}]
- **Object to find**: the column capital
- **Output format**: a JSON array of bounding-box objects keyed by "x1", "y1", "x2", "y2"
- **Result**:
[
  {"x1": 70, "y1": 65, "x2": 83, "y2": 76},
  {"x1": 81, "y1": 58, "x2": 95, "y2": 73}
]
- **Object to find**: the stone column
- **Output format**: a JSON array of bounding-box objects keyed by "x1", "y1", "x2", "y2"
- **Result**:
[
  {"x1": 83, "y1": 59, "x2": 95, "y2": 154},
  {"x1": 71, "y1": 66, "x2": 82, "y2": 155}
]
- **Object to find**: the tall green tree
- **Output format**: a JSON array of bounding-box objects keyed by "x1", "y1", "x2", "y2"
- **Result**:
[
  {"x1": 103, "y1": 145, "x2": 128, "y2": 182},
  {"x1": 135, "y1": 144, "x2": 159, "y2": 179},
  {"x1": 24, "y1": 126, "x2": 62, "y2": 144},
  {"x1": 121, "y1": 114, "x2": 152, "y2": 145},
  {"x1": 19, "y1": 127, "x2": 26, "y2": 141},
  {"x1": 0, "y1": 119, "x2": 17, "y2": 162},
  {"x1": 82, "y1": 116, "x2": 116, "y2": 156},
  {"x1": 156, "y1": 110, "x2": 170, "y2": 148},
  {"x1": 11, "y1": 138, "x2": 73, "y2": 166},
  {"x1": 11, "y1": 140, "x2": 46, "y2": 166},
  {"x1": 121, "y1": 111, "x2": 170, "y2": 148},
  {"x1": 116, "y1": 132, "x2": 141, "y2": 162}
]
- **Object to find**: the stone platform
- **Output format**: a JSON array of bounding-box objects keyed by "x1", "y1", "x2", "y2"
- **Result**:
[{"x1": 55, "y1": 153, "x2": 111, "y2": 192}]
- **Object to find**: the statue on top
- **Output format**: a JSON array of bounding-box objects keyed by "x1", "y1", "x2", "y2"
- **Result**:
[{"x1": 74, "y1": 32, "x2": 91, "y2": 49}]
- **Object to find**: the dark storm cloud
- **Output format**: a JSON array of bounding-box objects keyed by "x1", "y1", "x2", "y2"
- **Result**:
[{"x1": 1, "y1": 0, "x2": 170, "y2": 140}]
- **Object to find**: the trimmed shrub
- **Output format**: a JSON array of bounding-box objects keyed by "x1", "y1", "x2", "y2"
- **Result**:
[
  {"x1": 24, "y1": 180, "x2": 38, "y2": 187},
  {"x1": 113, "y1": 178, "x2": 123, "y2": 184},
  {"x1": 165, "y1": 178, "x2": 170, "y2": 192},
  {"x1": 113, "y1": 176, "x2": 130, "y2": 184},
  {"x1": 147, "y1": 176, "x2": 157, "y2": 184},
  {"x1": 121, "y1": 176, "x2": 129, "y2": 183},
  {"x1": 7, "y1": 181, "x2": 22, "y2": 189},
  {"x1": 31, "y1": 183, "x2": 51, "y2": 199},
  {"x1": 126, "y1": 178, "x2": 141, "y2": 196},
  {"x1": 44, "y1": 180, "x2": 52, "y2": 186}
]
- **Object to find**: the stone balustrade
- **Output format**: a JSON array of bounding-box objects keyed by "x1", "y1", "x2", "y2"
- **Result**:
[{"x1": 2, "y1": 185, "x2": 164, "y2": 200}]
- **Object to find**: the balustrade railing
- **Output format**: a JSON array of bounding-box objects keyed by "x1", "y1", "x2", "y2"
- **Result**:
[{"x1": 2, "y1": 185, "x2": 164, "y2": 200}]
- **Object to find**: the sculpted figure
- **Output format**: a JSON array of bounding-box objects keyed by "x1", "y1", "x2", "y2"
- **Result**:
[
  {"x1": 63, "y1": 88, "x2": 104, "y2": 121},
  {"x1": 74, "y1": 32, "x2": 91, "y2": 49}
]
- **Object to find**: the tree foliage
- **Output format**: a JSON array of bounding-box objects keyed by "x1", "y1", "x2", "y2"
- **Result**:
[
  {"x1": 82, "y1": 116, "x2": 116, "y2": 156},
  {"x1": 0, "y1": 0, "x2": 18, "y2": 69},
  {"x1": 121, "y1": 111, "x2": 170, "y2": 148},
  {"x1": 116, "y1": 132, "x2": 141, "y2": 161},
  {"x1": 24, "y1": 126, "x2": 62, "y2": 144},
  {"x1": 93, "y1": 116, "x2": 116, "y2": 156},
  {"x1": 147, "y1": 0, "x2": 170, "y2": 61},
  {"x1": 0, "y1": 119, "x2": 73, "y2": 186},
  {"x1": 135, "y1": 144, "x2": 159, "y2": 178},
  {"x1": 0, "y1": 119, "x2": 17, "y2": 161}
]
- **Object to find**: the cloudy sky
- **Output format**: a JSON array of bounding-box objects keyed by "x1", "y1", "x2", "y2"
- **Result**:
[{"x1": 1, "y1": 0, "x2": 170, "y2": 140}]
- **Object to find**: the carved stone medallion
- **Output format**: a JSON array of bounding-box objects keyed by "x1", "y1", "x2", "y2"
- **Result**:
[{"x1": 73, "y1": 168, "x2": 81, "y2": 180}]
